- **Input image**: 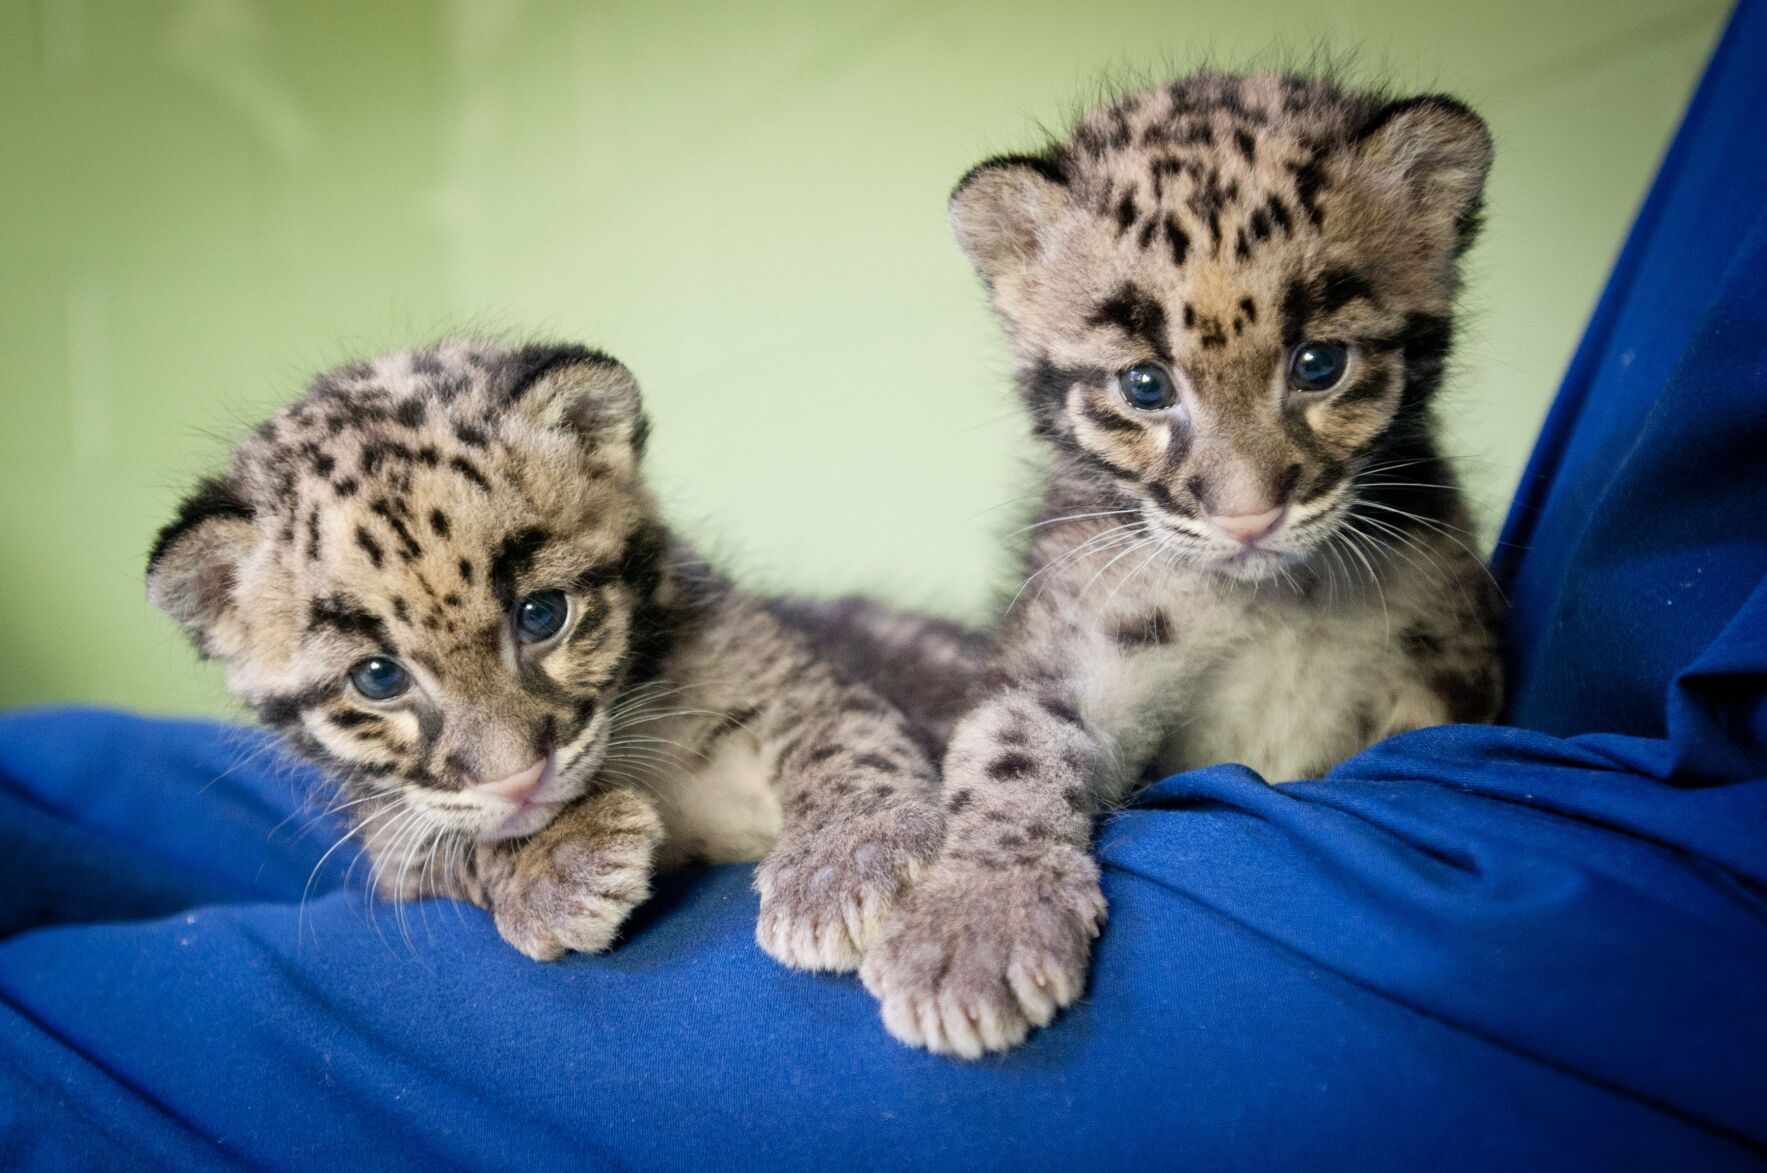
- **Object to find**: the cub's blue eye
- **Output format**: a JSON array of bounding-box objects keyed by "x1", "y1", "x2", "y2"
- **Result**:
[
  {"x1": 1289, "y1": 341, "x2": 1349, "y2": 392},
  {"x1": 1118, "y1": 363, "x2": 1178, "y2": 410},
  {"x1": 349, "y1": 656, "x2": 410, "y2": 702},
  {"x1": 515, "y1": 590, "x2": 568, "y2": 644}
]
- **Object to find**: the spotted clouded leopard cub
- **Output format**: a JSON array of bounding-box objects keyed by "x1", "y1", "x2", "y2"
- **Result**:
[
  {"x1": 859, "y1": 74, "x2": 1504, "y2": 1056},
  {"x1": 147, "y1": 340, "x2": 941, "y2": 968}
]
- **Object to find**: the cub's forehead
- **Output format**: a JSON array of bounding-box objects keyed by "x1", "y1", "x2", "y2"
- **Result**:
[
  {"x1": 226, "y1": 341, "x2": 599, "y2": 585},
  {"x1": 259, "y1": 340, "x2": 504, "y2": 453},
  {"x1": 1037, "y1": 76, "x2": 1426, "y2": 319},
  {"x1": 236, "y1": 342, "x2": 545, "y2": 507},
  {"x1": 1059, "y1": 74, "x2": 1381, "y2": 247},
  {"x1": 1069, "y1": 73, "x2": 1372, "y2": 168}
]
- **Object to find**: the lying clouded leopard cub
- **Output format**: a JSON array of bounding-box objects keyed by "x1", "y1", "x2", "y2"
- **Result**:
[
  {"x1": 858, "y1": 74, "x2": 1504, "y2": 1057},
  {"x1": 148, "y1": 340, "x2": 941, "y2": 968}
]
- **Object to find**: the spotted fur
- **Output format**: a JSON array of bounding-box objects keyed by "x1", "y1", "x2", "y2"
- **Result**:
[
  {"x1": 860, "y1": 74, "x2": 1505, "y2": 1057},
  {"x1": 149, "y1": 340, "x2": 942, "y2": 969}
]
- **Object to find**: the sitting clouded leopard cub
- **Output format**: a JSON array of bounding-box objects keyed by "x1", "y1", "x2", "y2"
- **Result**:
[
  {"x1": 859, "y1": 74, "x2": 1504, "y2": 1057},
  {"x1": 148, "y1": 340, "x2": 941, "y2": 968}
]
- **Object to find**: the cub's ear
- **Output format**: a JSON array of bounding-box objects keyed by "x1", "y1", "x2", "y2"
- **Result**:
[
  {"x1": 147, "y1": 476, "x2": 258, "y2": 652},
  {"x1": 506, "y1": 343, "x2": 649, "y2": 459},
  {"x1": 948, "y1": 153, "x2": 1071, "y2": 286},
  {"x1": 1357, "y1": 95, "x2": 1493, "y2": 249}
]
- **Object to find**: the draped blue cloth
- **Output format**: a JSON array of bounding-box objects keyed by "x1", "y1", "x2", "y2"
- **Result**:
[{"x1": 4, "y1": 3, "x2": 1765, "y2": 1166}]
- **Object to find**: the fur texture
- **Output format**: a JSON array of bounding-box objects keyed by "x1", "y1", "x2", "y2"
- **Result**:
[
  {"x1": 859, "y1": 73, "x2": 1505, "y2": 1057},
  {"x1": 149, "y1": 340, "x2": 944, "y2": 970}
]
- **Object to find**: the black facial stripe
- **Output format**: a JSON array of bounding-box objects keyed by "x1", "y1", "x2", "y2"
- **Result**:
[
  {"x1": 1363, "y1": 313, "x2": 1454, "y2": 408},
  {"x1": 254, "y1": 683, "x2": 338, "y2": 729},
  {"x1": 1280, "y1": 277, "x2": 1309, "y2": 347},
  {"x1": 1297, "y1": 461, "x2": 1348, "y2": 506},
  {"x1": 1089, "y1": 282, "x2": 1171, "y2": 361},
  {"x1": 416, "y1": 705, "x2": 444, "y2": 756},
  {"x1": 308, "y1": 595, "x2": 391, "y2": 648},
  {"x1": 490, "y1": 527, "x2": 551, "y2": 606},
  {"x1": 1022, "y1": 359, "x2": 1111, "y2": 442},
  {"x1": 1317, "y1": 268, "x2": 1376, "y2": 316},
  {"x1": 1145, "y1": 480, "x2": 1198, "y2": 518},
  {"x1": 281, "y1": 730, "x2": 357, "y2": 781},
  {"x1": 1279, "y1": 405, "x2": 1332, "y2": 462},
  {"x1": 1156, "y1": 425, "x2": 1194, "y2": 477},
  {"x1": 327, "y1": 708, "x2": 382, "y2": 731},
  {"x1": 1350, "y1": 433, "x2": 1460, "y2": 536},
  {"x1": 1334, "y1": 364, "x2": 1393, "y2": 408},
  {"x1": 618, "y1": 523, "x2": 667, "y2": 599},
  {"x1": 1080, "y1": 398, "x2": 1142, "y2": 434},
  {"x1": 1068, "y1": 443, "x2": 1143, "y2": 489}
]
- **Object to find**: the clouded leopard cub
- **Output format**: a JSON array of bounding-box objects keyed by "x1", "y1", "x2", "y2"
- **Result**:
[
  {"x1": 860, "y1": 74, "x2": 1504, "y2": 1056},
  {"x1": 148, "y1": 340, "x2": 940, "y2": 969}
]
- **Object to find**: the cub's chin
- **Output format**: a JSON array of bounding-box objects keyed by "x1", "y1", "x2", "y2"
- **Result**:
[
  {"x1": 479, "y1": 797, "x2": 571, "y2": 843},
  {"x1": 1205, "y1": 546, "x2": 1300, "y2": 583}
]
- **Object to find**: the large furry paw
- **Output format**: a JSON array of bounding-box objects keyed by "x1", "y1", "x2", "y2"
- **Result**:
[
  {"x1": 859, "y1": 846, "x2": 1106, "y2": 1058},
  {"x1": 754, "y1": 797, "x2": 942, "y2": 973},
  {"x1": 494, "y1": 789, "x2": 665, "y2": 962}
]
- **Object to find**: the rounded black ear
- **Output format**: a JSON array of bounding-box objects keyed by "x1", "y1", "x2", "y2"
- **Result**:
[
  {"x1": 1357, "y1": 95, "x2": 1493, "y2": 249},
  {"x1": 948, "y1": 153, "x2": 1071, "y2": 286},
  {"x1": 506, "y1": 344, "x2": 649, "y2": 459},
  {"x1": 146, "y1": 476, "x2": 258, "y2": 652}
]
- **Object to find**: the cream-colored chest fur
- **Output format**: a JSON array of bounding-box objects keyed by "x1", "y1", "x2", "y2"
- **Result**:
[
  {"x1": 632, "y1": 717, "x2": 783, "y2": 868},
  {"x1": 1081, "y1": 576, "x2": 1449, "y2": 788}
]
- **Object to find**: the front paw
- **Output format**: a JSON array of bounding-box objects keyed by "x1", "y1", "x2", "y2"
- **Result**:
[
  {"x1": 494, "y1": 789, "x2": 665, "y2": 961},
  {"x1": 754, "y1": 797, "x2": 942, "y2": 973},
  {"x1": 858, "y1": 846, "x2": 1106, "y2": 1058}
]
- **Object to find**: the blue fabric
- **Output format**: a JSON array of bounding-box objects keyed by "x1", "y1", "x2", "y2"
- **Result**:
[{"x1": 5, "y1": 2, "x2": 1767, "y2": 1165}]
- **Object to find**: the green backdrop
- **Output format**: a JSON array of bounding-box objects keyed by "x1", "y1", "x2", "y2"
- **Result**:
[{"x1": 0, "y1": 0, "x2": 1727, "y2": 716}]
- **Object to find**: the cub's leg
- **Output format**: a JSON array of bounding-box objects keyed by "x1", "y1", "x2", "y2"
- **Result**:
[
  {"x1": 859, "y1": 668, "x2": 1115, "y2": 1057},
  {"x1": 687, "y1": 600, "x2": 945, "y2": 973}
]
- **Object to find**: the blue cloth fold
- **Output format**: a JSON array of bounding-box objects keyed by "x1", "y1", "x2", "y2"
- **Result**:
[{"x1": 4, "y1": 0, "x2": 1766, "y2": 1166}]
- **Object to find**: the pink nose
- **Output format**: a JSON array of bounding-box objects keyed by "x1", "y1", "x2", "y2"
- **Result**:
[
  {"x1": 1208, "y1": 506, "x2": 1286, "y2": 545},
  {"x1": 475, "y1": 757, "x2": 549, "y2": 804}
]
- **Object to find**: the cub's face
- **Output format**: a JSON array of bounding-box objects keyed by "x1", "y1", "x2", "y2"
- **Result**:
[
  {"x1": 149, "y1": 342, "x2": 665, "y2": 842},
  {"x1": 953, "y1": 76, "x2": 1491, "y2": 582}
]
